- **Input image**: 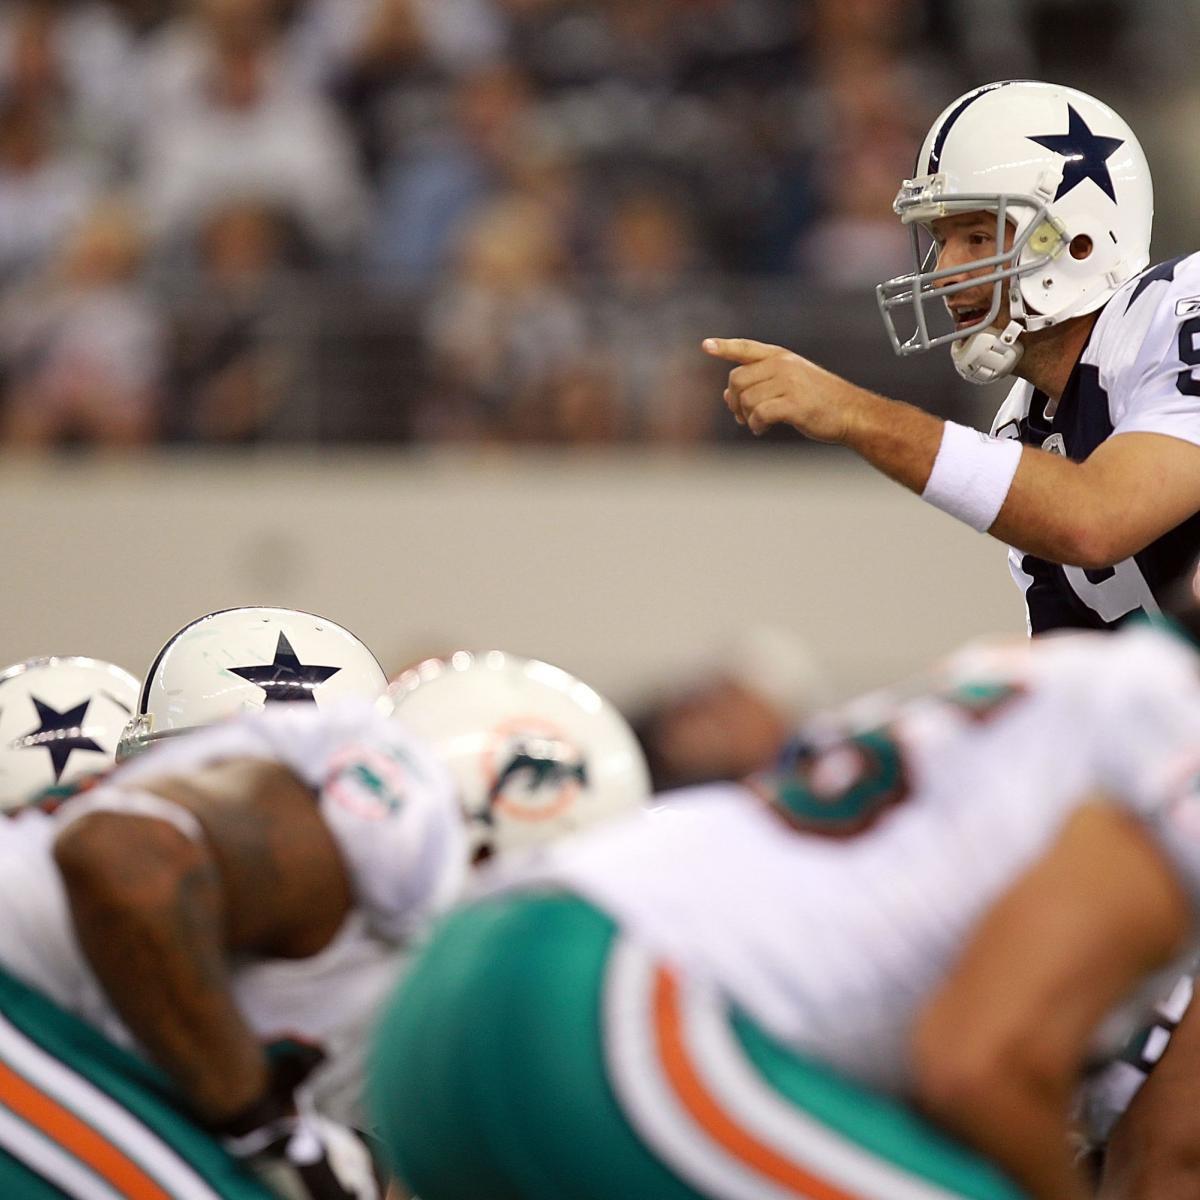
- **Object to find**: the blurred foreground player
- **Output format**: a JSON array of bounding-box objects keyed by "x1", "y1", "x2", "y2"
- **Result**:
[
  {"x1": 0, "y1": 656, "x2": 139, "y2": 810},
  {"x1": 1056, "y1": 569, "x2": 1200, "y2": 1200},
  {"x1": 0, "y1": 630, "x2": 648, "y2": 1197},
  {"x1": 707, "y1": 81, "x2": 1200, "y2": 634},
  {"x1": 370, "y1": 610, "x2": 1200, "y2": 1200}
]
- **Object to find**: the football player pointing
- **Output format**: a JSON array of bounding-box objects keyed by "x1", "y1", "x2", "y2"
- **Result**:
[{"x1": 707, "y1": 80, "x2": 1200, "y2": 634}]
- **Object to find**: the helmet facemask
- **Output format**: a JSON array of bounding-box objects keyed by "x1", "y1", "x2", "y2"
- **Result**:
[{"x1": 876, "y1": 188, "x2": 1069, "y2": 360}]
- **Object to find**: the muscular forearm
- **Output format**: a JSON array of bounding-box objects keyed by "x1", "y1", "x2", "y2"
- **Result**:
[
  {"x1": 922, "y1": 1074, "x2": 1089, "y2": 1200},
  {"x1": 708, "y1": 338, "x2": 1172, "y2": 567},
  {"x1": 837, "y1": 384, "x2": 947, "y2": 494},
  {"x1": 56, "y1": 814, "x2": 268, "y2": 1124},
  {"x1": 839, "y1": 388, "x2": 1113, "y2": 564},
  {"x1": 1100, "y1": 995, "x2": 1200, "y2": 1199}
]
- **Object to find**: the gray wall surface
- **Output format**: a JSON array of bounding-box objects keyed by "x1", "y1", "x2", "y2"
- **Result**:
[{"x1": 0, "y1": 449, "x2": 1026, "y2": 708}]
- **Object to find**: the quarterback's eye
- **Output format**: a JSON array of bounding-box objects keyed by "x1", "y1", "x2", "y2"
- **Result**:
[{"x1": 968, "y1": 231, "x2": 993, "y2": 248}]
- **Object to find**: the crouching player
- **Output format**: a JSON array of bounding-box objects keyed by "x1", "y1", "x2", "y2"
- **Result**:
[
  {"x1": 369, "y1": 595, "x2": 1200, "y2": 1200},
  {"x1": 0, "y1": 632, "x2": 648, "y2": 1199}
]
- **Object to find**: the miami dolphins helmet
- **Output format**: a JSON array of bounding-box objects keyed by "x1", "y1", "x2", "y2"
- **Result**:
[
  {"x1": 119, "y1": 606, "x2": 389, "y2": 759},
  {"x1": 877, "y1": 80, "x2": 1152, "y2": 384},
  {"x1": 389, "y1": 650, "x2": 650, "y2": 857},
  {"x1": 0, "y1": 657, "x2": 140, "y2": 809}
]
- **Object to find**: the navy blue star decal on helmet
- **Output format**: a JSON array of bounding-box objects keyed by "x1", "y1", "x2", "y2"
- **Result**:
[
  {"x1": 228, "y1": 632, "x2": 341, "y2": 703},
  {"x1": 19, "y1": 698, "x2": 103, "y2": 782},
  {"x1": 1028, "y1": 104, "x2": 1125, "y2": 202}
]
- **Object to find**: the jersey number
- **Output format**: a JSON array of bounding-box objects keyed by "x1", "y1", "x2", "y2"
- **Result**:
[
  {"x1": 1063, "y1": 559, "x2": 1158, "y2": 625},
  {"x1": 1177, "y1": 315, "x2": 1200, "y2": 396},
  {"x1": 760, "y1": 683, "x2": 1022, "y2": 839}
]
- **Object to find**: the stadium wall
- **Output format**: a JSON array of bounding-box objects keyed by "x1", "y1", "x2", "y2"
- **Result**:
[{"x1": 1, "y1": 451, "x2": 1025, "y2": 705}]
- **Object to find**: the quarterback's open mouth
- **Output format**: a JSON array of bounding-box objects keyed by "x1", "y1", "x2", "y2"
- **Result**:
[{"x1": 950, "y1": 305, "x2": 990, "y2": 330}]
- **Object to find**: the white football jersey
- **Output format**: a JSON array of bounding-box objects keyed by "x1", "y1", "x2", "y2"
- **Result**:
[
  {"x1": 505, "y1": 625, "x2": 1200, "y2": 1093},
  {"x1": 0, "y1": 701, "x2": 466, "y2": 1127},
  {"x1": 991, "y1": 252, "x2": 1200, "y2": 633}
]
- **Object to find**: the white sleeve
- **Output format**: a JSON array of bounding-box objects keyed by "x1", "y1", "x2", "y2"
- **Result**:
[
  {"x1": 1110, "y1": 276, "x2": 1200, "y2": 449},
  {"x1": 316, "y1": 724, "x2": 467, "y2": 942}
]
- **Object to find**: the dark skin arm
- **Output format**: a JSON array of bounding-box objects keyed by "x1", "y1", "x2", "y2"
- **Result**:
[
  {"x1": 53, "y1": 758, "x2": 354, "y2": 1125},
  {"x1": 912, "y1": 801, "x2": 1191, "y2": 1200},
  {"x1": 1099, "y1": 983, "x2": 1200, "y2": 1198}
]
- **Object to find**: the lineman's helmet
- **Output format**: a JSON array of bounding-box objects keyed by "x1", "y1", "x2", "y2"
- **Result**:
[
  {"x1": 877, "y1": 80, "x2": 1152, "y2": 384},
  {"x1": 119, "y1": 606, "x2": 388, "y2": 759},
  {"x1": 389, "y1": 650, "x2": 650, "y2": 857},
  {"x1": 0, "y1": 657, "x2": 139, "y2": 809}
]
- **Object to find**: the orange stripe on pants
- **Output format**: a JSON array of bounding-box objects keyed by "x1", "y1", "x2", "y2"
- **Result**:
[
  {"x1": 0, "y1": 1058, "x2": 173, "y2": 1200},
  {"x1": 653, "y1": 966, "x2": 862, "y2": 1200}
]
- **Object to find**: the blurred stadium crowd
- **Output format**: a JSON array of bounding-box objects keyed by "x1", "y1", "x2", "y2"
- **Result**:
[{"x1": 0, "y1": 0, "x2": 1194, "y2": 447}]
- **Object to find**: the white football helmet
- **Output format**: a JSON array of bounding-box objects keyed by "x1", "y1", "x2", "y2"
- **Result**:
[
  {"x1": 389, "y1": 651, "x2": 650, "y2": 857},
  {"x1": 877, "y1": 80, "x2": 1153, "y2": 384},
  {"x1": 0, "y1": 657, "x2": 140, "y2": 809},
  {"x1": 119, "y1": 607, "x2": 389, "y2": 759}
]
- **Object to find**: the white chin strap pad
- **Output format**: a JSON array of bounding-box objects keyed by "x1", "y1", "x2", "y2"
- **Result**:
[{"x1": 951, "y1": 322, "x2": 1025, "y2": 386}]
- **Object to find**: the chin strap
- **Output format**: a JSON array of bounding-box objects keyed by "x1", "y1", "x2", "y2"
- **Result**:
[{"x1": 951, "y1": 319, "x2": 1025, "y2": 386}]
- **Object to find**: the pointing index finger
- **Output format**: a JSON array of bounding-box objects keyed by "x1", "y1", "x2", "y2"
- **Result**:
[{"x1": 702, "y1": 337, "x2": 782, "y2": 364}]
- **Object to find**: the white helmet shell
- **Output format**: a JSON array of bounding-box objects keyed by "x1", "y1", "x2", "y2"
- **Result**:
[
  {"x1": 389, "y1": 650, "x2": 650, "y2": 856},
  {"x1": 122, "y1": 607, "x2": 388, "y2": 758},
  {"x1": 0, "y1": 657, "x2": 140, "y2": 809},
  {"x1": 877, "y1": 80, "x2": 1153, "y2": 383}
]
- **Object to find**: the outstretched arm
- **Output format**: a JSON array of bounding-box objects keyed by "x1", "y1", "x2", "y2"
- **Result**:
[
  {"x1": 704, "y1": 338, "x2": 1200, "y2": 568},
  {"x1": 53, "y1": 758, "x2": 353, "y2": 1124},
  {"x1": 912, "y1": 801, "x2": 1191, "y2": 1200}
]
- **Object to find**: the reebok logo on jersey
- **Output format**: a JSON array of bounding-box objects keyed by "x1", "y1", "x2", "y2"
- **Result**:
[
  {"x1": 1176, "y1": 296, "x2": 1200, "y2": 318},
  {"x1": 1042, "y1": 433, "x2": 1066, "y2": 456}
]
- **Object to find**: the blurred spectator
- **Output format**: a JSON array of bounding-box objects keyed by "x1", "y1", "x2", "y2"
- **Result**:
[
  {"x1": 166, "y1": 200, "x2": 300, "y2": 442},
  {"x1": 795, "y1": 52, "x2": 931, "y2": 286},
  {"x1": 0, "y1": 0, "x2": 141, "y2": 158},
  {"x1": 0, "y1": 0, "x2": 1189, "y2": 448},
  {"x1": 0, "y1": 198, "x2": 164, "y2": 448},
  {"x1": 633, "y1": 625, "x2": 828, "y2": 791},
  {"x1": 422, "y1": 190, "x2": 587, "y2": 440},
  {"x1": 138, "y1": 0, "x2": 371, "y2": 256},
  {"x1": 0, "y1": 98, "x2": 102, "y2": 283},
  {"x1": 292, "y1": 0, "x2": 504, "y2": 91},
  {"x1": 370, "y1": 62, "x2": 551, "y2": 287},
  {"x1": 588, "y1": 187, "x2": 727, "y2": 442}
]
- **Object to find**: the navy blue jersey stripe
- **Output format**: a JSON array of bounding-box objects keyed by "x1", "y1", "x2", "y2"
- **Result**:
[
  {"x1": 1124, "y1": 256, "x2": 1185, "y2": 314},
  {"x1": 926, "y1": 80, "x2": 1021, "y2": 174}
]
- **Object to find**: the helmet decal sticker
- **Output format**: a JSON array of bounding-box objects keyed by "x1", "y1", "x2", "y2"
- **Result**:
[
  {"x1": 228, "y1": 632, "x2": 342, "y2": 703},
  {"x1": 17, "y1": 697, "x2": 102, "y2": 782},
  {"x1": 481, "y1": 718, "x2": 588, "y2": 827},
  {"x1": 1028, "y1": 104, "x2": 1125, "y2": 202}
]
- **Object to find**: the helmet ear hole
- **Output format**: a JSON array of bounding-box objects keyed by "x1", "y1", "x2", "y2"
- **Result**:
[{"x1": 1070, "y1": 234, "x2": 1094, "y2": 261}]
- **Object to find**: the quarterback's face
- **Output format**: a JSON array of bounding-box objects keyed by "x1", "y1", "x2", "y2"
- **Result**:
[{"x1": 930, "y1": 211, "x2": 1016, "y2": 334}]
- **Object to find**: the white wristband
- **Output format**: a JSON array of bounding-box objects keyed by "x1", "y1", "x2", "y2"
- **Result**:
[{"x1": 921, "y1": 421, "x2": 1022, "y2": 533}]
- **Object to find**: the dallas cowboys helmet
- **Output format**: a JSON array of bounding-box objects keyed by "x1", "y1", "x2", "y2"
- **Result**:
[
  {"x1": 389, "y1": 651, "x2": 650, "y2": 857},
  {"x1": 0, "y1": 657, "x2": 140, "y2": 809},
  {"x1": 119, "y1": 607, "x2": 389, "y2": 759},
  {"x1": 877, "y1": 80, "x2": 1153, "y2": 384}
]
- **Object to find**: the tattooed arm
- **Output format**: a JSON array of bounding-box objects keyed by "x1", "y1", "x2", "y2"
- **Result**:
[{"x1": 53, "y1": 759, "x2": 354, "y2": 1125}]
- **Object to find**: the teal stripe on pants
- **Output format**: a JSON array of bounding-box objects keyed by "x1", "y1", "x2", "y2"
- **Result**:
[
  {"x1": 369, "y1": 892, "x2": 1029, "y2": 1200},
  {"x1": 0, "y1": 965, "x2": 274, "y2": 1199}
]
